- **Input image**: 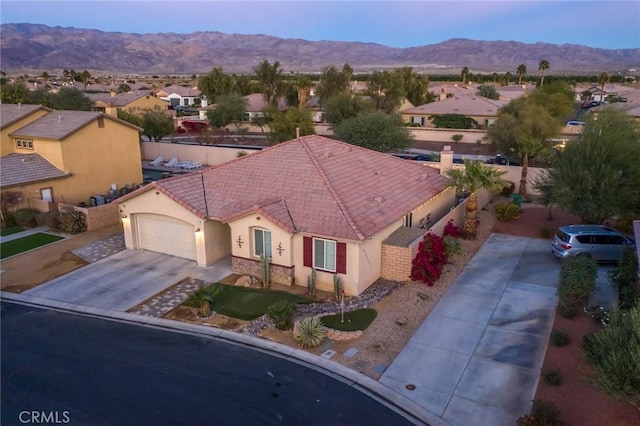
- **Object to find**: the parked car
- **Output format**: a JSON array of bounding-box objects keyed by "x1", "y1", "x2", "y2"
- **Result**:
[
  {"x1": 566, "y1": 120, "x2": 585, "y2": 126},
  {"x1": 551, "y1": 225, "x2": 636, "y2": 262}
]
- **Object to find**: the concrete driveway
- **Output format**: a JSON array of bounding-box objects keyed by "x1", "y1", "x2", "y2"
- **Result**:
[
  {"x1": 380, "y1": 234, "x2": 561, "y2": 426},
  {"x1": 24, "y1": 250, "x2": 232, "y2": 312}
]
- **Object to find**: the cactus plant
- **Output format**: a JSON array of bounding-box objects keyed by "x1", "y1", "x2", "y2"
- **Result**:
[
  {"x1": 295, "y1": 316, "x2": 326, "y2": 348},
  {"x1": 333, "y1": 275, "x2": 342, "y2": 301},
  {"x1": 260, "y1": 255, "x2": 270, "y2": 288}
]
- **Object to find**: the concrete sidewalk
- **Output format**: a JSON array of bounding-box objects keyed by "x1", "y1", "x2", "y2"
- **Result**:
[
  {"x1": 0, "y1": 226, "x2": 52, "y2": 243},
  {"x1": 381, "y1": 234, "x2": 560, "y2": 426}
]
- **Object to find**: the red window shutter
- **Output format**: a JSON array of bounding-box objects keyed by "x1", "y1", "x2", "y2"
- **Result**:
[
  {"x1": 336, "y1": 242, "x2": 347, "y2": 274},
  {"x1": 303, "y1": 236, "x2": 312, "y2": 267}
]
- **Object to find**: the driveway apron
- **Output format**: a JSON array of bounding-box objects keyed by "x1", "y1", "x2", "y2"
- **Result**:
[
  {"x1": 24, "y1": 250, "x2": 232, "y2": 312},
  {"x1": 380, "y1": 234, "x2": 560, "y2": 426}
]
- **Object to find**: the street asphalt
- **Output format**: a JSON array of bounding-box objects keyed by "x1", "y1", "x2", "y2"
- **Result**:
[{"x1": 1, "y1": 302, "x2": 418, "y2": 426}]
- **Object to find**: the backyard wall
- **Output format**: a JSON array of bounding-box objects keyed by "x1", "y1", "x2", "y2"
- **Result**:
[
  {"x1": 141, "y1": 142, "x2": 260, "y2": 167},
  {"x1": 58, "y1": 202, "x2": 119, "y2": 231}
]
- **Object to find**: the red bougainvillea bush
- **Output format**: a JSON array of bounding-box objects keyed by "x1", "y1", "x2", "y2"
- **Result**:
[{"x1": 411, "y1": 232, "x2": 448, "y2": 286}]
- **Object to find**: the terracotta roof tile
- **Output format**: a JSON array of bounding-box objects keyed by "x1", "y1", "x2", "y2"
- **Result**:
[{"x1": 139, "y1": 136, "x2": 448, "y2": 241}]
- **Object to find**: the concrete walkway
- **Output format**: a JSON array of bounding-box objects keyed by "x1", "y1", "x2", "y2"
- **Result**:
[
  {"x1": 25, "y1": 250, "x2": 232, "y2": 312},
  {"x1": 0, "y1": 226, "x2": 53, "y2": 243},
  {"x1": 381, "y1": 234, "x2": 560, "y2": 426}
]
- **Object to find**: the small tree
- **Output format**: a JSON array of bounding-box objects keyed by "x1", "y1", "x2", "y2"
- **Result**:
[
  {"x1": 332, "y1": 112, "x2": 413, "y2": 152},
  {"x1": 476, "y1": 84, "x2": 499, "y2": 100},
  {"x1": 142, "y1": 109, "x2": 174, "y2": 142},
  {"x1": 207, "y1": 94, "x2": 247, "y2": 132},
  {"x1": 445, "y1": 160, "x2": 509, "y2": 238},
  {"x1": 0, "y1": 191, "x2": 23, "y2": 228}
]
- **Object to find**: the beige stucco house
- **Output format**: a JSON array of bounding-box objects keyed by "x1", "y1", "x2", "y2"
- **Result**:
[
  {"x1": 0, "y1": 104, "x2": 143, "y2": 206},
  {"x1": 90, "y1": 90, "x2": 170, "y2": 117},
  {"x1": 117, "y1": 135, "x2": 455, "y2": 296},
  {"x1": 401, "y1": 93, "x2": 507, "y2": 129}
]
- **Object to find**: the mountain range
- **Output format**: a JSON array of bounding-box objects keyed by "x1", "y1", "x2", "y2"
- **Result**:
[{"x1": 1, "y1": 23, "x2": 638, "y2": 75}]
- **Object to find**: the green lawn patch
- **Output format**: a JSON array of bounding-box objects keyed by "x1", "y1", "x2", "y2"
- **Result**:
[
  {"x1": 321, "y1": 308, "x2": 377, "y2": 331},
  {"x1": 187, "y1": 283, "x2": 313, "y2": 320},
  {"x1": 1, "y1": 227, "x2": 24, "y2": 236},
  {"x1": 0, "y1": 233, "x2": 64, "y2": 259}
]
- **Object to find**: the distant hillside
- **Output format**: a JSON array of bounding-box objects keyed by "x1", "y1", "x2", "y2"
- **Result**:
[{"x1": 1, "y1": 23, "x2": 638, "y2": 74}]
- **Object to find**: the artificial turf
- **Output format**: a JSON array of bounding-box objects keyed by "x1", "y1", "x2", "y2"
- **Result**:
[
  {"x1": 320, "y1": 308, "x2": 378, "y2": 331},
  {"x1": 0, "y1": 233, "x2": 65, "y2": 259},
  {"x1": 206, "y1": 283, "x2": 313, "y2": 320},
  {"x1": 0, "y1": 227, "x2": 24, "y2": 236}
]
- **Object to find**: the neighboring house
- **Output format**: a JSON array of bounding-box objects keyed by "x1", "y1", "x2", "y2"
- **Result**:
[
  {"x1": 243, "y1": 93, "x2": 288, "y2": 121},
  {"x1": 156, "y1": 85, "x2": 202, "y2": 107},
  {"x1": 0, "y1": 104, "x2": 143, "y2": 206},
  {"x1": 116, "y1": 135, "x2": 455, "y2": 296},
  {"x1": 89, "y1": 90, "x2": 169, "y2": 117},
  {"x1": 400, "y1": 94, "x2": 507, "y2": 128}
]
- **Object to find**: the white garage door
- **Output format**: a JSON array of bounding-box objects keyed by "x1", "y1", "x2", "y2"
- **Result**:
[{"x1": 136, "y1": 214, "x2": 197, "y2": 260}]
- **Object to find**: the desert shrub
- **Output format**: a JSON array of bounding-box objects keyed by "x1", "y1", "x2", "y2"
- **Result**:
[
  {"x1": 56, "y1": 211, "x2": 87, "y2": 234},
  {"x1": 499, "y1": 181, "x2": 516, "y2": 197},
  {"x1": 2, "y1": 211, "x2": 18, "y2": 228},
  {"x1": 443, "y1": 219, "x2": 461, "y2": 238},
  {"x1": 614, "y1": 214, "x2": 635, "y2": 234},
  {"x1": 35, "y1": 211, "x2": 59, "y2": 228},
  {"x1": 550, "y1": 329, "x2": 570, "y2": 347},
  {"x1": 267, "y1": 299, "x2": 297, "y2": 331},
  {"x1": 443, "y1": 235, "x2": 462, "y2": 258},
  {"x1": 494, "y1": 201, "x2": 520, "y2": 222},
  {"x1": 294, "y1": 316, "x2": 325, "y2": 349},
  {"x1": 184, "y1": 285, "x2": 218, "y2": 317},
  {"x1": 517, "y1": 399, "x2": 564, "y2": 426},
  {"x1": 411, "y1": 232, "x2": 448, "y2": 286},
  {"x1": 557, "y1": 255, "x2": 597, "y2": 316},
  {"x1": 543, "y1": 369, "x2": 563, "y2": 386},
  {"x1": 582, "y1": 307, "x2": 640, "y2": 409},
  {"x1": 608, "y1": 248, "x2": 640, "y2": 310},
  {"x1": 13, "y1": 208, "x2": 39, "y2": 228},
  {"x1": 557, "y1": 303, "x2": 577, "y2": 319}
]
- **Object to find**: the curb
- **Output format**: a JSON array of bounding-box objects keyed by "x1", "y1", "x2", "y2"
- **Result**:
[{"x1": 1, "y1": 291, "x2": 450, "y2": 426}]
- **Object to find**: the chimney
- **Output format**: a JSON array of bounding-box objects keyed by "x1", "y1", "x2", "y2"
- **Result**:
[
  {"x1": 110, "y1": 89, "x2": 116, "y2": 98},
  {"x1": 440, "y1": 146, "x2": 454, "y2": 175},
  {"x1": 295, "y1": 127, "x2": 300, "y2": 138}
]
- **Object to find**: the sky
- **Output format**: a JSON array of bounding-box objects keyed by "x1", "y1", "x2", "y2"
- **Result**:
[{"x1": 1, "y1": 1, "x2": 638, "y2": 49}]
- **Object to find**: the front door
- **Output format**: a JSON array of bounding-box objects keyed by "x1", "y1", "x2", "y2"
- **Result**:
[{"x1": 40, "y1": 187, "x2": 53, "y2": 202}]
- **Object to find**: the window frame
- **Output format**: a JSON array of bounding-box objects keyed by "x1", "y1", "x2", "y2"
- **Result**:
[
  {"x1": 313, "y1": 237, "x2": 337, "y2": 272},
  {"x1": 253, "y1": 228, "x2": 272, "y2": 259}
]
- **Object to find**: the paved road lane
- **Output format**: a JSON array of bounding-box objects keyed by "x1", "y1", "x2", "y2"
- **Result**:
[{"x1": 1, "y1": 302, "x2": 418, "y2": 426}]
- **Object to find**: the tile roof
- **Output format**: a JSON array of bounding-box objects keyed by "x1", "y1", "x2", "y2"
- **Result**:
[
  {"x1": 9, "y1": 110, "x2": 142, "y2": 140},
  {"x1": 120, "y1": 135, "x2": 449, "y2": 241},
  {"x1": 87, "y1": 90, "x2": 161, "y2": 106},
  {"x1": 0, "y1": 104, "x2": 51, "y2": 129},
  {"x1": 401, "y1": 93, "x2": 507, "y2": 116},
  {"x1": 243, "y1": 93, "x2": 287, "y2": 112},
  {"x1": 156, "y1": 85, "x2": 200, "y2": 97},
  {"x1": 0, "y1": 153, "x2": 69, "y2": 187}
]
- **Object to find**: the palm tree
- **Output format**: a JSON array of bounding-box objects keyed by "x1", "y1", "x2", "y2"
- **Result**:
[
  {"x1": 513, "y1": 137, "x2": 547, "y2": 196},
  {"x1": 293, "y1": 75, "x2": 313, "y2": 107},
  {"x1": 598, "y1": 72, "x2": 610, "y2": 102},
  {"x1": 516, "y1": 64, "x2": 527, "y2": 85},
  {"x1": 538, "y1": 60, "x2": 550, "y2": 86},
  {"x1": 445, "y1": 160, "x2": 509, "y2": 239},
  {"x1": 461, "y1": 66, "x2": 470, "y2": 85}
]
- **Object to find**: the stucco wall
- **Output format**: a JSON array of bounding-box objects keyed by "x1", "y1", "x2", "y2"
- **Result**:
[
  {"x1": 1, "y1": 108, "x2": 50, "y2": 155},
  {"x1": 141, "y1": 142, "x2": 259, "y2": 166}
]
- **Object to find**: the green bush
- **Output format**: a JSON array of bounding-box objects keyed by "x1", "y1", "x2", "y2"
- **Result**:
[
  {"x1": 267, "y1": 299, "x2": 297, "y2": 331},
  {"x1": 35, "y1": 211, "x2": 59, "y2": 228},
  {"x1": 499, "y1": 181, "x2": 515, "y2": 197},
  {"x1": 608, "y1": 248, "x2": 640, "y2": 310},
  {"x1": 543, "y1": 369, "x2": 563, "y2": 386},
  {"x1": 557, "y1": 303, "x2": 577, "y2": 319},
  {"x1": 517, "y1": 399, "x2": 564, "y2": 426},
  {"x1": 557, "y1": 255, "x2": 597, "y2": 315},
  {"x1": 294, "y1": 316, "x2": 326, "y2": 349},
  {"x1": 582, "y1": 307, "x2": 640, "y2": 409},
  {"x1": 494, "y1": 201, "x2": 520, "y2": 222},
  {"x1": 13, "y1": 208, "x2": 39, "y2": 228},
  {"x1": 443, "y1": 235, "x2": 462, "y2": 258},
  {"x1": 56, "y1": 211, "x2": 87, "y2": 234},
  {"x1": 550, "y1": 329, "x2": 570, "y2": 347},
  {"x1": 540, "y1": 227, "x2": 553, "y2": 239}
]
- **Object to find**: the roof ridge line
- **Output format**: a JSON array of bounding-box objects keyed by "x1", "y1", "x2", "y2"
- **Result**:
[{"x1": 299, "y1": 137, "x2": 365, "y2": 240}]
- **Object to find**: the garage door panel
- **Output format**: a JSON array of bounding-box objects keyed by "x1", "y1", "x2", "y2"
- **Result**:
[{"x1": 136, "y1": 215, "x2": 196, "y2": 260}]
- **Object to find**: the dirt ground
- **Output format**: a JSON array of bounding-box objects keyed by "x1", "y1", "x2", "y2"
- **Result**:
[{"x1": 0, "y1": 223, "x2": 123, "y2": 293}]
